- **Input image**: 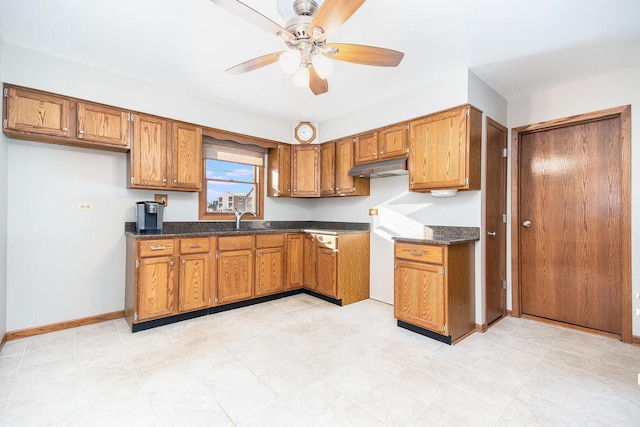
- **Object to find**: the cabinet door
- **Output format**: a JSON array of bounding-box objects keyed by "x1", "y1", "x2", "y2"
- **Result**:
[
  {"x1": 136, "y1": 256, "x2": 176, "y2": 321},
  {"x1": 409, "y1": 107, "x2": 468, "y2": 190},
  {"x1": 303, "y1": 234, "x2": 317, "y2": 290},
  {"x1": 394, "y1": 260, "x2": 446, "y2": 334},
  {"x1": 316, "y1": 247, "x2": 337, "y2": 298},
  {"x1": 286, "y1": 234, "x2": 303, "y2": 289},
  {"x1": 354, "y1": 132, "x2": 378, "y2": 164},
  {"x1": 130, "y1": 113, "x2": 169, "y2": 188},
  {"x1": 179, "y1": 253, "x2": 210, "y2": 312},
  {"x1": 255, "y1": 247, "x2": 285, "y2": 296},
  {"x1": 217, "y1": 249, "x2": 253, "y2": 304},
  {"x1": 320, "y1": 142, "x2": 335, "y2": 196},
  {"x1": 76, "y1": 102, "x2": 130, "y2": 148},
  {"x1": 335, "y1": 138, "x2": 356, "y2": 195},
  {"x1": 4, "y1": 86, "x2": 70, "y2": 138},
  {"x1": 292, "y1": 145, "x2": 320, "y2": 197},
  {"x1": 171, "y1": 122, "x2": 202, "y2": 190},
  {"x1": 267, "y1": 144, "x2": 291, "y2": 197},
  {"x1": 378, "y1": 123, "x2": 408, "y2": 160}
]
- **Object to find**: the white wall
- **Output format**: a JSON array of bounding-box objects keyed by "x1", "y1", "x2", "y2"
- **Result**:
[
  {"x1": 3, "y1": 44, "x2": 310, "y2": 331},
  {"x1": 508, "y1": 66, "x2": 640, "y2": 336},
  {"x1": 0, "y1": 37, "x2": 8, "y2": 339}
]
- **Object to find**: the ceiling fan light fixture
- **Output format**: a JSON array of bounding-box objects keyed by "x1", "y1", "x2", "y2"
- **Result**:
[
  {"x1": 311, "y1": 53, "x2": 334, "y2": 79},
  {"x1": 292, "y1": 66, "x2": 310, "y2": 87},
  {"x1": 279, "y1": 49, "x2": 302, "y2": 74}
]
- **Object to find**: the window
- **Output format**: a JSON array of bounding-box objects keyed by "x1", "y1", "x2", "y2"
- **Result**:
[{"x1": 199, "y1": 137, "x2": 265, "y2": 220}]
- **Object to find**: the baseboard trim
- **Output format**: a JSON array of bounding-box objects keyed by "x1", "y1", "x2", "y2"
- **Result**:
[{"x1": 4, "y1": 310, "x2": 125, "y2": 341}]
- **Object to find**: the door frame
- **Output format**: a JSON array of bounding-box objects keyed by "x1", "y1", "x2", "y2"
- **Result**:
[{"x1": 510, "y1": 105, "x2": 632, "y2": 343}]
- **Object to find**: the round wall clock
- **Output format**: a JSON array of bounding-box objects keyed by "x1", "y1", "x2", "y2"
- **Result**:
[{"x1": 295, "y1": 122, "x2": 316, "y2": 144}]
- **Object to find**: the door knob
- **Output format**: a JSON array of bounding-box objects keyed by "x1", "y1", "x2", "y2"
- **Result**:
[
  {"x1": 522, "y1": 220, "x2": 532, "y2": 227},
  {"x1": 487, "y1": 231, "x2": 496, "y2": 236}
]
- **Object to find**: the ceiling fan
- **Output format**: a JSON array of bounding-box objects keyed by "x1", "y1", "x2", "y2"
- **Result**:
[{"x1": 210, "y1": 0, "x2": 405, "y2": 95}]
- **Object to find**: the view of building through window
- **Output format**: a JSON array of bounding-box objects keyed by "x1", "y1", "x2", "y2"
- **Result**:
[{"x1": 205, "y1": 159, "x2": 256, "y2": 213}]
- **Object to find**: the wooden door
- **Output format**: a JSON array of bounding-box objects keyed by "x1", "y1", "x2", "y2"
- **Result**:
[
  {"x1": 354, "y1": 132, "x2": 378, "y2": 164},
  {"x1": 76, "y1": 102, "x2": 130, "y2": 147},
  {"x1": 394, "y1": 260, "x2": 446, "y2": 334},
  {"x1": 217, "y1": 249, "x2": 253, "y2": 304},
  {"x1": 171, "y1": 122, "x2": 202, "y2": 190},
  {"x1": 286, "y1": 234, "x2": 304, "y2": 289},
  {"x1": 320, "y1": 142, "x2": 335, "y2": 196},
  {"x1": 131, "y1": 114, "x2": 168, "y2": 188},
  {"x1": 255, "y1": 247, "x2": 285, "y2": 296},
  {"x1": 178, "y1": 253, "x2": 210, "y2": 312},
  {"x1": 292, "y1": 145, "x2": 320, "y2": 197},
  {"x1": 316, "y1": 247, "x2": 337, "y2": 298},
  {"x1": 5, "y1": 86, "x2": 70, "y2": 137},
  {"x1": 519, "y1": 117, "x2": 623, "y2": 334},
  {"x1": 378, "y1": 123, "x2": 408, "y2": 160},
  {"x1": 136, "y1": 256, "x2": 176, "y2": 321},
  {"x1": 303, "y1": 234, "x2": 317, "y2": 290},
  {"x1": 484, "y1": 118, "x2": 507, "y2": 326}
]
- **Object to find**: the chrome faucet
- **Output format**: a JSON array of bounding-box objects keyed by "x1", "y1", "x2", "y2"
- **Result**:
[{"x1": 235, "y1": 209, "x2": 256, "y2": 229}]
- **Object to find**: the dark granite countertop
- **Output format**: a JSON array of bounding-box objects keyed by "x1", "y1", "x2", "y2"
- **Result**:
[
  {"x1": 393, "y1": 225, "x2": 480, "y2": 245},
  {"x1": 125, "y1": 221, "x2": 370, "y2": 238}
]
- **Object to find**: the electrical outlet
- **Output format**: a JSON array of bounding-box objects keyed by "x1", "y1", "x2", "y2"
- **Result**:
[
  {"x1": 77, "y1": 203, "x2": 93, "y2": 211},
  {"x1": 154, "y1": 194, "x2": 168, "y2": 206},
  {"x1": 369, "y1": 208, "x2": 378, "y2": 216}
]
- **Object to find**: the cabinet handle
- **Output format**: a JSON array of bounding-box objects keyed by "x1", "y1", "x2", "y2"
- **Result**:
[
  {"x1": 149, "y1": 245, "x2": 166, "y2": 251},
  {"x1": 78, "y1": 129, "x2": 84, "y2": 134},
  {"x1": 189, "y1": 243, "x2": 202, "y2": 249},
  {"x1": 409, "y1": 249, "x2": 424, "y2": 256}
]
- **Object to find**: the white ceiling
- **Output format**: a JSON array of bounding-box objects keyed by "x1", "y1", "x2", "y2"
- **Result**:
[{"x1": 1, "y1": 0, "x2": 639, "y2": 123}]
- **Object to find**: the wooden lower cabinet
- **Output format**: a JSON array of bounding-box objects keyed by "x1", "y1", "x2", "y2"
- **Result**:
[
  {"x1": 216, "y1": 235, "x2": 255, "y2": 305},
  {"x1": 303, "y1": 234, "x2": 317, "y2": 290},
  {"x1": 316, "y1": 247, "x2": 337, "y2": 298},
  {"x1": 286, "y1": 233, "x2": 304, "y2": 289},
  {"x1": 394, "y1": 241, "x2": 475, "y2": 344},
  {"x1": 255, "y1": 234, "x2": 285, "y2": 296},
  {"x1": 178, "y1": 237, "x2": 213, "y2": 312}
]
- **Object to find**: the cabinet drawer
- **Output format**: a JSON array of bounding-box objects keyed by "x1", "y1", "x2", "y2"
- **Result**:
[
  {"x1": 395, "y1": 242, "x2": 443, "y2": 264},
  {"x1": 256, "y1": 233, "x2": 284, "y2": 249},
  {"x1": 218, "y1": 235, "x2": 253, "y2": 251},
  {"x1": 139, "y1": 239, "x2": 175, "y2": 257},
  {"x1": 179, "y1": 237, "x2": 210, "y2": 254},
  {"x1": 316, "y1": 234, "x2": 337, "y2": 250}
]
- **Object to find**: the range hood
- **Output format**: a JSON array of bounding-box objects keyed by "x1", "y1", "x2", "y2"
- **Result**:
[{"x1": 348, "y1": 157, "x2": 408, "y2": 178}]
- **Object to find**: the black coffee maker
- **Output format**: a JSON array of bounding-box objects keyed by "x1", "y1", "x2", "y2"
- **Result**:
[{"x1": 136, "y1": 201, "x2": 165, "y2": 234}]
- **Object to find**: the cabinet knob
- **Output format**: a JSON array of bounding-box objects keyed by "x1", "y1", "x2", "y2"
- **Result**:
[
  {"x1": 78, "y1": 129, "x2": 84, "y2": 134},
  {"x1": 62, "y1": 127, "x2": 68, "y2": 132},
  {"x1": 181, "y1": 260, "x2": 186, "y2": 264},
  {"x1": 380, "y1": 150, "x2": 384, "y2": 154},
  {"x1": 173, "y1": 179, "x2": 177, "y2": 183},
  {"x1": 162, "y1": 178, "x2": 167, "y2": 183}
]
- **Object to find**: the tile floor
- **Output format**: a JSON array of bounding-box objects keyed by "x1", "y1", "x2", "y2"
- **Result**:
[{"x1": 1, "y1": 294, "x2": 639, "y2": 426}]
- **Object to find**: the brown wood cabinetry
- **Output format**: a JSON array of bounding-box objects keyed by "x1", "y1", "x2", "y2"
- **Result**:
[
  {"x1": 216, "y1": 235, "x2": 254, "y2": 304},
  {"x1": 316, "y1": 246, "x2": 338, "y2": 298},
  {"x1": 320, "y1": 141, "x2": 336, "y2": 196},
  {"x1": 354, "y1": 123, "x2": 408, "y2": 165},
  {"x1": 132, "y1": 238, "x2": 177, "y2": 322},
  {"x1": 76, "y1": 102, "x2": 130, "y2": 148},
  {"x1": 408, "y1": 105, "x2": 481, "y2": 191},
  {"x1": 334, "y1": 138, "x2": 369, "y2": 196},
  {"x1": 394, "y1": 240, "x2": 475, "y2": 344},
  {"x1": 292, "y1": 144, "x2": 320, "y2": 197},
  {"x1": 3, "y1": 86, "x2": 71, "y2": 139},
  {"x1": 255, "y1": 234, "x2": 285, "y2": 296},
  {"x1": 178, "y1": 237, "x2": 212, "y2": 312},
  {"x1": 286, "y1": 233, "x2": 304, "y2": 289},
  {"x1": 267, "y1": 144, "x2": 292, "y2": 197},
  {"x1": 303, "y1": 233, "x2": 317, "y2": 290},
  {"x1": 171, "y1": 122, "x2": 202, "y2": 190}
]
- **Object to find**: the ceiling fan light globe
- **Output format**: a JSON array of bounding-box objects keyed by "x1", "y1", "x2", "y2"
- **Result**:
[
  {"x1": 279, "y1": 49, "x2": 302, "y2": 74},
  {"x1": 311, "y1": 53, "x2": 334, "y2": 79},
  {"x1": 292, "y1": 66, "x2": 310, "y2": 87}
]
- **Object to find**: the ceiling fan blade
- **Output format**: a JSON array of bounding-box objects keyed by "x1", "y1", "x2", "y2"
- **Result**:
[
  {"x1": 226, "y1": 51, "x2": 285, "y2": 75},
  {"x1": 310, "y1": 0, "x2": 366, "y2": 42},
  {"x1": 309, "y1": 67, "x2": 328, "y2": 95},
  {"x1": 210, "y1": 0, "x2": 293, "y2": 39},
  {"x1": 325, "y1": 43, "x2": 404, "y2": 67}
]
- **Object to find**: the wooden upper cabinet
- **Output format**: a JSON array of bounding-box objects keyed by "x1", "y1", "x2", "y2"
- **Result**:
[
  {"x1": 130, "y1": 113, "x2": 169, "y2": 189},
  {"x1": 320, "y1": 141, "x2": 336, "y2": 196},
  {"x1": 76, "y1": 102, "x2": 130, "y2": 148},
  {"x1": 408, "y1": 105, "x2": 482, "y2": 191},
  {"x1": 171, "y1": 122, "x2": 202, "y2": 190},
  {"x1": 334, "y1": 137, "x2": 369, "y2": 196},
  {"x1": 3, "y1": 86, "x2": 70, "y2": 138},
  {"x1": 354, "y1": 131, "x2": 378, "y2": 164},
  {"x1": 267, "y1": 144, "x2": 292, "y2": 197},
  {"x1": 378, "y1": 123, "x2": 408, "y2": 160},
  {"x1": 292, "y1": 144, "x2": 320, "y2": 197}
]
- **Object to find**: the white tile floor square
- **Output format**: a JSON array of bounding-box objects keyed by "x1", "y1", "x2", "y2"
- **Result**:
[{"x1": 1, "y1": 294, "x2": 639, "y2": 426}]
